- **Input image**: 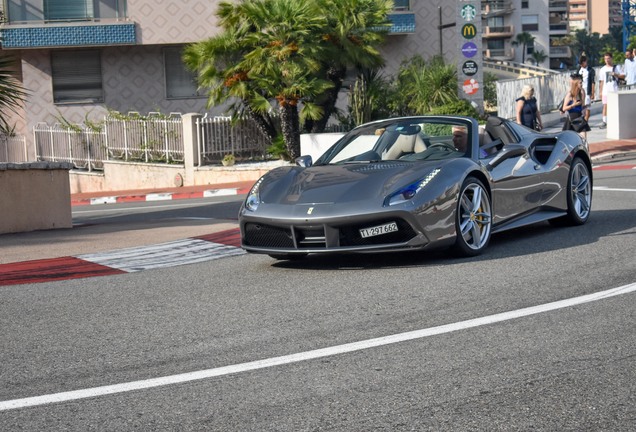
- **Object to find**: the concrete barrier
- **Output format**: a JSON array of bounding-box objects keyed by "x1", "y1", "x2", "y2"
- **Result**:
[
  {"x1": 0, "y1": 162, "x2": 73, "y2": 234},
  {"x1": 607, "y1": 89, "x2": 636, "y2": 140}
]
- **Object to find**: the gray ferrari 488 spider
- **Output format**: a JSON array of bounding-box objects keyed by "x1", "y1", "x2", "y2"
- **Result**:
[{"x1": 239, "y1": 115, "x2": 592, "y2": 259}]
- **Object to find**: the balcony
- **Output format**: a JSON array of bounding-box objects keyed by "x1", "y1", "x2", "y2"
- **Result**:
[
  {"x1": 483, "y1": 25, "x2": 514, "y2": 38},
  {"x1": 549, "y1": 22, "x2": 568, "y2": 34},
  {"x1": 484, "y1": 48, "x2": 515, "y2": 61},
  {"x1": 481, "y1": 1, "x2": 514, "y2": 18},
  {"x1": 550, "y1": 46, "x2": 571, "y2": 58},
  {"x1": 548, "y1": 1, "x2": 568, "y2": 11},
  {"x1": 387, "y1": 12, "x2": 416, "y2": 34},
  {"x1": 0, "y1": 21, "x2": 136, "y2": 49},
  {"x1": 0, "y1": 1, "x2": 134, "y2": 49}
]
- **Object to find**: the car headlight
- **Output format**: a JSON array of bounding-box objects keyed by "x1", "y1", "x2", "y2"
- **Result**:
[
  {"x1": 245, "y1": 177, "x2": 264, "y2": 212},
  {"x1": 384, "y1": 169, "x2": 440, "y2": 206}
]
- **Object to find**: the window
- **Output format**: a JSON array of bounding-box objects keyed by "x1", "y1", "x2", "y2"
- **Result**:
[
  {"x1": 44, "y1": 0, "x2": 93, "y2": 21},
  {"x1": 393, "y1": 0, "x2": 410, "y2": 11},
  {"x1": 526, "y1": 40, "x2": 535, "y2": 55},
  {"x1": 521, "y1": 1, "x2": 529, "y2": 8},
  {"x1": 51, "y1": 50, "x2": 103, "y2": 103},
  {"x1": 164, "y1": 46, "x2": 201, "y2": 99},
  {"x1": 521, "y1": 15, "x2": 539, "y2": 32}
]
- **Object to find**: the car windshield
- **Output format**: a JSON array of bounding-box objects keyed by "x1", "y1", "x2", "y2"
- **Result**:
[{"x1": 316, "y1": 117, "x2": 477, "y2": 164}]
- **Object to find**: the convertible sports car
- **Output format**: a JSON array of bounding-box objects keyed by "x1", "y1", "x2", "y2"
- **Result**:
[{"x1": 239, "y1": 115, "x2": 592, "y2": 259}]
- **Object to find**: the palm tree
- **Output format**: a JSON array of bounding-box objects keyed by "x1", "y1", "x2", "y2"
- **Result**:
[
  {"x1": 396, "y1": 55, "x2": 458, "y2": 115},
  {"x1": 185, "y1": 0, "x2": 335, "y2": 159},
  {"x1": 529, "y1": 50, "x2": 548, "y2": 67},
  {"x1": 305, "y1": 0, "x2": 393, "y2": 132},
  {"x1": 511, "y1": 32, "x2": 535, "y2": 63},
  {"x1": 0, "y1": 56, "x2": 28, "y2": 133}
]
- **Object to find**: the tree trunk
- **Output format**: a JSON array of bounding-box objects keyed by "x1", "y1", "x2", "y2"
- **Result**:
[
  {"x1": 244, "y1": 102, "x2": 277, "y2": 143},
  {"x1": 280, "y1": 103, "x2": 301, "y2": 160}
]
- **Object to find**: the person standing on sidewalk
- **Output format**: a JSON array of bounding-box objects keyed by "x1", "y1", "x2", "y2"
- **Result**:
[
  {"x1": 598, "y1": 52, "x2": 622, "y2": 129},
  {"x1": 578, "y1": 55, "x2": 595, "y2": 122},
  {"x1": 561, "y1": 74, "x2": 591, "y2": 138},
  {"x1": 623, "y1": 48, "x2": 636, "y2": 88},
  {"x1": 515, "y1": 85, "x2": 543, "y2": 131}
]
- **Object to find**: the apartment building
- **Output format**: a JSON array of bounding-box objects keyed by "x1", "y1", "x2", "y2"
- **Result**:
[
  {"x1": 482, "y1": 0, "x2": 571, "y2": 69},
  {"x1": 0, "y1": 0, "x2": 465, "y2": 139},
  {"x1": 569, "y1": 0, "x2": 624, "y2": 34},
  {"x1": 1, "y1": 0, "x2": 605, "y2": 141}
]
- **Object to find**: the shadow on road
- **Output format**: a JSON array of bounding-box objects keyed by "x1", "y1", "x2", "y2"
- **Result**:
[{"x1": 270, "y1": 209, "x2": 636, "y2": 270}]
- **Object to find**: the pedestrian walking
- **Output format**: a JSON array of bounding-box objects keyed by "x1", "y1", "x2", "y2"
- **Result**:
[
  {"x1": 562, "y1": 74, "x2": 591, "y2": 137},
  {"x1": 578, "y1": 55, "x2": 595, "y2": 122},
  {"x1": 515, "y1": 85, "x2": 543, "y2": 131},
  {"x1": 598, "y1": 52, "x2": 622, "y2": 129}
]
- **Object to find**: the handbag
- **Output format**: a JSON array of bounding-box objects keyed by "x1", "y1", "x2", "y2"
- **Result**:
[{"x1": 568, "y1": 113, "x2": 589, "y2": 133}]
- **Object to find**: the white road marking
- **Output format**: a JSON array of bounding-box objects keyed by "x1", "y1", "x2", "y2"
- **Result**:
[
  {"x1": 77, "y1": 239, "x2": 245, "y2": 272},
  {"x1": 73, "y1": 201, "x2": 221, "y2": 214},
  {"x1": 594, "y1": 186, "x2": 636, "y2": 192},
  {"x1": 1, "y1": 282, "x2": 635, "y2": 412}
]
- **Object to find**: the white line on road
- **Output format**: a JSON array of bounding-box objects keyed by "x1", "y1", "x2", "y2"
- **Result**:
[
  {"x1": 1, "y1": 282, "x2": 635, "y2": 412},
  {"x1": 594, "y1": 186, "x2": 636, "y2": 192}
]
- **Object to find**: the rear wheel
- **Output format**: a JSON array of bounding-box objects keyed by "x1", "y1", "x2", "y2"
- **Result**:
[
  {"x1": 550, "y1": 156, "x2": 592, "y2": 226},
  {"x1": 453, "y1": 177, "x2": 492, "y2": 257}
]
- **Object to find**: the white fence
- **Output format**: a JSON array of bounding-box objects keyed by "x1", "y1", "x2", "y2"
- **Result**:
[
  {"x1": 0, "y1": 134, "x2": 28, "y2": 163},
  {"x1": 26, "y1": 113, "x2": 270, "y2": 170},
  {"x1": 495, "y1": 67, "x2": 602, "y2": 120},
  {"x1": 196, "y1": 115, "x2": 270, "y2": 165},
  {"x1": 104, "y1": 114, "x2": 184, "y2": 164},
  {"x1": 33, "y1": 123, "x2": 108, "y2": 171}
]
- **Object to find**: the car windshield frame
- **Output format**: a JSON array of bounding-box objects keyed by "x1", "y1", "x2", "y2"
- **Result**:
[{"x1": 315, "y1": 116, "x2": 479, "y2": 165}]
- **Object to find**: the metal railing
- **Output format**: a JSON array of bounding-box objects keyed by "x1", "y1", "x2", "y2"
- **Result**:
[
  {"x1": 33, "y1": 113, "x2": 184, "y2": 170},
  {"x1": 104, "y1": 113, "x2": 184, "y2": 164},
  {"x1": 33, "y1": 123, "x2": 108, "y2": 171},
  {"x1": 196, "y1": 115, "x2": 270, "y2": 166},
  {"x1": 0, "y1": 134, "x2": 28, "y2": 163}
]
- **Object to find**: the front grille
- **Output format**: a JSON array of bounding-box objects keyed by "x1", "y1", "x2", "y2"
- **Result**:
[
  {"x1": 244, "y1": 219, "x2": 416, "y2": 249},
  {"x1": 338, "y1": 219, "x2": 416, "y2": 246},
  {"x1": 295, "y1": 227, "x2": 327, "y2": 248},
  {"x1": 243, "y1": 223, "x2": 294, "y2": 248}
]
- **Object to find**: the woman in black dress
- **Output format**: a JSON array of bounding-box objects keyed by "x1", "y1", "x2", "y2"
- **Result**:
[{"x1": 515, "y1": 85, "x2": 543, "y2": 131}]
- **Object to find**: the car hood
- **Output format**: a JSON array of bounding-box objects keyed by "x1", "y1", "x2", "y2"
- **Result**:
[{"x1": 259, "y1": 161, "x2": 443, "y2": 205}]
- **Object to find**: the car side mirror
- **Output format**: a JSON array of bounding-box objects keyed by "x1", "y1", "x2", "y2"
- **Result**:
[
  {"x1": 295, "y1": 155, "x2": 313, "y2": 168},
  {"x1": 487, "y1": 144, "x2": 527, "y2": 170}
]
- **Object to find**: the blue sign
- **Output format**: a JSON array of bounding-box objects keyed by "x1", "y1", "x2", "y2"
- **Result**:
[{"x1": 461, "y1": 42, "x2": 478, "y2": 58}]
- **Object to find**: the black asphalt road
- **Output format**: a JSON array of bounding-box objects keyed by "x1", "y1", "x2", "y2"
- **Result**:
[{"x1": 1, "y1": 163, "x2": 635, "y2": 431}]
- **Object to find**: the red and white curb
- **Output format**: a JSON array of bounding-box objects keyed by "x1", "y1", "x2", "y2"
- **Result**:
[
  {"x1": 0, "y1": 229, "x2": 244, "y2": 287},
  {"x1": 71, "y1": 187, "x2": 251, "y2": 206}
]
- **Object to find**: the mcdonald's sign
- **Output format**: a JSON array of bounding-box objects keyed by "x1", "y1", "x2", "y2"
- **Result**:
[{"x1": 462, "y1": 24, "x2": 477, "y2": 40}]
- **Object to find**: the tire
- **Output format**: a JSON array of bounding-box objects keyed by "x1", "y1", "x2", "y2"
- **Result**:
[
  {"x1": 550, "y1": 156, "x2": 592, "y2": 226},
  {"x1": 453, "y1": 177, "x2": 492, "y2": 257},
  {"x1": 268, "y1": 253, "x2": 308, "y2": 261}
]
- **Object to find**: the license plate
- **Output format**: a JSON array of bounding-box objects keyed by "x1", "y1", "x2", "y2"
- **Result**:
[{"x1": 359, "y1": 222, "x2": 398, "y2": 238}]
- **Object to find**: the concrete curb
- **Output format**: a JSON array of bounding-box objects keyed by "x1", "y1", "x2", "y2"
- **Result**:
[{"x1": 71, "y1": 186, "x2": 252, "y2": 207}]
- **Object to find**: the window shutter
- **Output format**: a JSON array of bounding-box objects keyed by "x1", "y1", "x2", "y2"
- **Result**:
[
  {"x1": 164, "y1": 47, "x2": 199, "y2": 99},
  {"x1": 51, "y1": 51, "x2": 103, "y2": 103},
  {"x1": 45, "y1": 0, "x2": 93, "y2": 20}
]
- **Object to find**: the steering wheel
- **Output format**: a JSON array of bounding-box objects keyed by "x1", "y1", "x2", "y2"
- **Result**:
[{"x1": 428, "y1": 142, "x2": 458, "y2": 152}]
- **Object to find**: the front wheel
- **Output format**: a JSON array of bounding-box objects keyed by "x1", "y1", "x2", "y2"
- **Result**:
[
  {"x1": 453, "y1": 177, "x2": 492, "y2": 257},
  {"x1": 550, "y1": 156, "x2": 592, "y2": 226}
]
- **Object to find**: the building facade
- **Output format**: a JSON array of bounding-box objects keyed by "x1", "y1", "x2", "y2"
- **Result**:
[
  {"x1": 569, "y1": 0, "x2": 624, "y2": 35},
  {"x1": 0, "y1": 0, "x2": 462, "y2": 140},
  {"x1": 0, "y1": 0, "x2": 596, "y2": 142}
]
